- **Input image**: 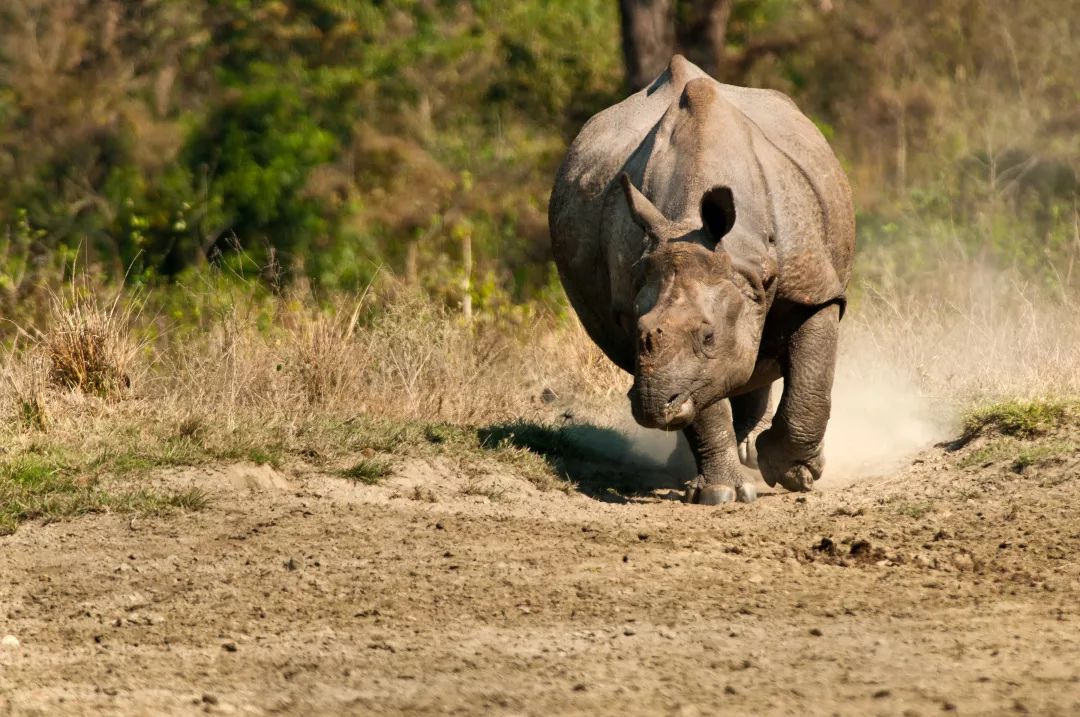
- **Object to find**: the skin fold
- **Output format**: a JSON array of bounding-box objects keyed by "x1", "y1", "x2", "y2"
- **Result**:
[{"x1": 549, "y1": 55, "x2": 855, "y2": 504}]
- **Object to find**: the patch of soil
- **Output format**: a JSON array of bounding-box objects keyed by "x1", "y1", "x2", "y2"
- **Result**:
[{"x1": 2, "y1": 439, "x2": 1079, "y2": 716}]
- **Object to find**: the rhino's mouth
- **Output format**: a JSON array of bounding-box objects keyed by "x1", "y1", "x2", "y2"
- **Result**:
[{"x1": 628, "y1": 385, "x2": 697, "y2": 430}]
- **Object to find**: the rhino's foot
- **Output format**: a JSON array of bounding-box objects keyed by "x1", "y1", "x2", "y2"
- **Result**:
[
  {"x1": 684, "y1": 476, "x2": 757, "y2": 505},
  {"x1": 756, "y1": 429, "x2": 822, "y2": 493}
]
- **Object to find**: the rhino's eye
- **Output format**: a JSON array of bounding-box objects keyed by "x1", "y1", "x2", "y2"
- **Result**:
[{"x1": 702, "y1": 330, "x2": 715, "y2": 347}]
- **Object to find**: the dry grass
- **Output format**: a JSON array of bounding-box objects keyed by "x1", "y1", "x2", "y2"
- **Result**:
[
  {"x1": 844, "y1": 261, "x2": 1080, "y2": 405},
  {"x1": 2, "y1": 262, "x2": 1077, "y2": 442},
  {"x1": 42, "y1": 279, "x2": 143, "y2": 398}
]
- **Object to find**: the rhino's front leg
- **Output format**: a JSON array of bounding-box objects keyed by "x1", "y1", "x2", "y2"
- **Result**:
[
  {"x1": 683, "y1": 400, "x2": 757, "y2": 505},
  {"x1": 756, "y1": 303, "x2": 839, "y2": 492}
]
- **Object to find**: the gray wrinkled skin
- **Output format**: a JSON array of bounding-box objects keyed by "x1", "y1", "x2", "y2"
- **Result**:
[{"x1": 549, "y1": 55, "x2": 855, "y2": 504}]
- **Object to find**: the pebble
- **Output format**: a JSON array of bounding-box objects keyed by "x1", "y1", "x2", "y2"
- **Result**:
[
  {"x1": 952, "y1": 553, "x2": 974, "y2": 571},
  {"x1": 1, "y1": 634, "x2": 19, "y2": 648}
]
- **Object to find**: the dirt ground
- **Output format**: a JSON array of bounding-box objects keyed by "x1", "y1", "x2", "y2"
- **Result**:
[{"x1": 2, "y1": 430, "x2": 1079, "y2": 716}]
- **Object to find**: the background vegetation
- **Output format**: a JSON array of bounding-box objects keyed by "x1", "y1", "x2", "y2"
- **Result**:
[{"x1": 2, "y1": 0, "x2": 1077, "y2": 312}]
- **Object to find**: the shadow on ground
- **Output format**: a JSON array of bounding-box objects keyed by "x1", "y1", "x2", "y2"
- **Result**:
[{"x1": 478, "y1": 420, "x2": 696, "y2": 501}]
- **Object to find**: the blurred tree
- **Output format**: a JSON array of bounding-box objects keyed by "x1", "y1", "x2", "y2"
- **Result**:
[
  {"x1": 619, "y1": 0, "x2": 827, "y2": 89},
  {"x1": 0, "y1": 0, "x2": 1075, "y2": 298}
]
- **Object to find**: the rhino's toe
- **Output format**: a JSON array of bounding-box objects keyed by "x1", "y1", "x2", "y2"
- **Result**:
[
  {"x1": 735, "y1": 483, "x2": 757, "y2": 503},
  {"x1": 697, "y1": 484, "x2": 736, "y2": 505},
  {"x1": 778, "y1": 464, "x2": 815, "y2": 492}
]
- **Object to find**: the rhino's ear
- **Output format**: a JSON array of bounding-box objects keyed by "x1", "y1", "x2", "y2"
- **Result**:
[
  {"x1": 619, "y1": 173, "x2": 668, "y2": 245},
  {"x1": 701, "y1": 186, "x2": 736, "y2": 244}
]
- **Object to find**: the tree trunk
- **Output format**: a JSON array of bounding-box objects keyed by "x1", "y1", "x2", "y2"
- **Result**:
[
  {"x1": 620, "y1": 0, "x2": 820, "y2": 89},
  {"x1": 460, "y1": 230, "x2": 472, "y2": 323},
  {"x1": 676, "y1": 0, "x2": 732, "y2": 80},
  {"x1": 619, "y1": 0, "x2": 676, "y2": 91}
]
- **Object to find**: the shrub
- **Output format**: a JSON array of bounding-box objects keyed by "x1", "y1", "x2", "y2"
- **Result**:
[{"x1": 44, "y1": 282, "x2": 142, "y2": 398}]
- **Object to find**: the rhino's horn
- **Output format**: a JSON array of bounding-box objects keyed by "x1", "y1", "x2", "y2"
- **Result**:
[{"x1": 619, "y1": 173, "x2": 669, "y2": 245}]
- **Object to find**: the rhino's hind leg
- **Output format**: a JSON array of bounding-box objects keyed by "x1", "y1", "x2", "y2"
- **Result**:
[
  {"x1": 756, "y1": 303, "x2": 840, "y2": 492},
  {"x1": 682, "y1": 400, "x2": 757, "y2": 504},
  {"x1": 731, "y1": 387, "x2": 773, "y2": 470}
]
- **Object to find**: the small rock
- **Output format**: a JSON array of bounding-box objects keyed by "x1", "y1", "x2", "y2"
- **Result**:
[
  {"x1": 540, "y1": 387, "x2": 559, "y2": 404},
  {"x1": 724, "y1": 685, "x2": 738, "y2": 695},
  {"x1": 952, "y1": 553, "x2": 974, "y2": 571},
  {"x1": 1, "y1": 634, "x2": 20, "y2": 648},
  {"x1": 873, "y1": 689, "x2": 891, "y2": 698},
  {"x1": 623, "y1": 627, "x2": 636, "y2": 636},
  {"x1": 201, "y1": 694, "x2": 219, "y2": 705},
  {"x1": 222, "y1": 642, "x2": 237, "y2": 652},
  {"x1": 809, "y1": 628, "x2": 823, "y2": 637}
]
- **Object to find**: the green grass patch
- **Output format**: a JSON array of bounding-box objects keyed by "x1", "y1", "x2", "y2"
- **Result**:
[
  {"x1": 89, "y1": 440, "x2": 208, "y2": 477},
  {"x1": 244, "y1": 446, "x2": 284, "y2": 468},
  {"x1": 339, "y1": 458, "x2": 393, "y2": 485},
  {"x1": 962, "y1": 399, "x2": 1075, "y2": 441},
  {"x1": 0, "y1": 454, "x2": 209, "y2": 535}
]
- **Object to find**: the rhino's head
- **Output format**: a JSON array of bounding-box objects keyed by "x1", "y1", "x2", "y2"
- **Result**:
[{"x1": 620, "y1": 174, "x2": 775, "y2": 430}]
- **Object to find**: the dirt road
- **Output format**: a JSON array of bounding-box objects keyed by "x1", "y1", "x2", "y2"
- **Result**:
[{"x1": 2, "y1": 434, "x2": 1078, "y2": 716}]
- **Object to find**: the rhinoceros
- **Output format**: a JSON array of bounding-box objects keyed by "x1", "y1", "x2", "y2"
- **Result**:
[{"x1": 549, "y1": 55, "x2": 855, "y2": 504}]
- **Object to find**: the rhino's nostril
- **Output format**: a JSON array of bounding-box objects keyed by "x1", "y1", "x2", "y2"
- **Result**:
[
  {"x1": 643, "y1": 333, "x2": 654, "y2": 353},
  {"x1": 666, "y1": 394, "x2": 680, "y2": 407}
]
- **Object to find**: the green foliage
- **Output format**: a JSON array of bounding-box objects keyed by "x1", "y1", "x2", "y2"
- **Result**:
[
  {"x1": 183, "y1": 81, "x2": 340, "y2": 272},
  {"x1": 0, "y1": 0, "x2": 1076, "y2": 304}
]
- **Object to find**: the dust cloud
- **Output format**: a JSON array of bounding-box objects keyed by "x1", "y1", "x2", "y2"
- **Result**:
[
  {"x1": 822, "y1": 341, "x2": 947, "y2": 486},
  {"x1": 581, "y1": 340, "x2": 948, "y2": 492}
]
